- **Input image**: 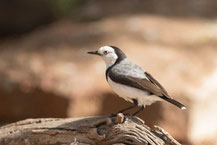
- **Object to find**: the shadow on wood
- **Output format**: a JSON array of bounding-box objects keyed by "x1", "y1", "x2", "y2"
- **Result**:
[{"x1": 0, "y1": 113, "x2": 181, "y2": 145}]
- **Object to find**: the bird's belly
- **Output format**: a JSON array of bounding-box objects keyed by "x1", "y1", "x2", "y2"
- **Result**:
[{"x1": 108, "y1": 78, "x2": 161, "y2": 106}]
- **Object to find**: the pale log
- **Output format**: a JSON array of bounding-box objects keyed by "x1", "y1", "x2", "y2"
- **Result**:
[{"x1": 0, "y1": 114, "x2": 181, "y2": 145}]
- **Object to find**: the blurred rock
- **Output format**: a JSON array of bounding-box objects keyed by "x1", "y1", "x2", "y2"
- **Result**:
[
  {"x1": 1, "y1": 0, "x2": 217, "y2": 38},
  {"x1": 0, "y1": 15, "x2": 217, "y2": 145},
  {"x1": 189, "y1": 68, "x2": 217, "y2": 145},
  {"x1": 0, "y1": 79, "x2": 69, "y2": 126}
]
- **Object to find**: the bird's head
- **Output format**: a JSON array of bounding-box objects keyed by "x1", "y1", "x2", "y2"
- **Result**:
[{"x1": 88, "y1": 46, "x2": 126, "y2": 68}]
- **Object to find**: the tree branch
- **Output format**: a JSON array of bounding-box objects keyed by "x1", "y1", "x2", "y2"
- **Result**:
[{"x1": 0, "y1": 113, "x2": 181, "y2": 145}]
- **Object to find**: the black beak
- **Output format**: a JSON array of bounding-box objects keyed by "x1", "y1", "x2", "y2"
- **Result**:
[{"x1": 87, "y1": 51, "x2": 102, "y2": 56}]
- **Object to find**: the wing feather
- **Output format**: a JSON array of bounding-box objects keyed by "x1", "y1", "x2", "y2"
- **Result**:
[
  {"x1": 108, "y1": 70, "x2": 186, "y2": 109},
  {"x1": 145, "y1": 72, "x2": 169, "y2": 96},
  {"x1": 108, "y1": 70, "x2": 165, "y2": 96}
]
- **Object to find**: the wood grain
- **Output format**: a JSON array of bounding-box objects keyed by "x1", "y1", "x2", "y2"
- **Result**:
[{"x1": 0, "y1": 113, "x2": 181, "y2": 145}]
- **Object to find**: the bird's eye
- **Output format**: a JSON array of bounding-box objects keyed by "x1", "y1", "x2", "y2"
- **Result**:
[{"x1": 103, "y1": 51, "x2": 108, "y2": 55}]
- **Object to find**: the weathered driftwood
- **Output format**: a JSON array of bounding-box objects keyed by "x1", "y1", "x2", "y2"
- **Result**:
[{"x1": 0, "y1": 113, "x2": 181, "y2": 145}]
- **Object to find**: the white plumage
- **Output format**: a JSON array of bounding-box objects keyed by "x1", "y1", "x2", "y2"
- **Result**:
[{"x1": 107, "y1": 77, "x2": 162, "y2": 106}]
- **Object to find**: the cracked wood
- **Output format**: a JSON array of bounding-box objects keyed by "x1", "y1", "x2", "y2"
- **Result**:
[{"x1": 0, "y1": 113, "x2": 181, "y2": 145}]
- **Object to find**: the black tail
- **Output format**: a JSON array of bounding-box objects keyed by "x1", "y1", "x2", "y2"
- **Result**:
[{"x1": 159, "y1": 96, "x2": 186, "y2": 110}]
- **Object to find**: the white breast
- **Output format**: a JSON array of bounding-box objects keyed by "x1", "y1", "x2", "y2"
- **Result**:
[{"x1": 107, "y1": 77, "x2": 162, "y2": 107}]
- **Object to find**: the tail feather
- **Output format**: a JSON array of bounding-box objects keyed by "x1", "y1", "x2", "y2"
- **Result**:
[{"x1": 159, "y1": 96, "x2": 186, "y2": 110}]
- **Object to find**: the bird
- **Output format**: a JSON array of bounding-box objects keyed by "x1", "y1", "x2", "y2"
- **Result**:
[{"x1": 87, "y1": 46, "x2": 186, "y2": 115}]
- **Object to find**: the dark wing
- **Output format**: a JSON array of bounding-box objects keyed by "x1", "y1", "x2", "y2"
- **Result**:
[
  {"x1": 144, "y1": 72, "x2": 169, "y2": 96},
  {"x1": 109, "y1": 71, "x2": 186, "y2": 109},
  {"x1": 108, "y1": 70, "x2": 166, "y2": 96}
]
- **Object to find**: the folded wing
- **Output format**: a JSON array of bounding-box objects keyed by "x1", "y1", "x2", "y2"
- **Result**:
[{"x1": 109, "y1": 70, "x2": 186, "y2": 109}]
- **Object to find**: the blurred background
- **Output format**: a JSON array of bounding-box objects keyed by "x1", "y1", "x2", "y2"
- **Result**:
[{"x1": 0, "y1": 0, "x2": 217, "y2": 144}]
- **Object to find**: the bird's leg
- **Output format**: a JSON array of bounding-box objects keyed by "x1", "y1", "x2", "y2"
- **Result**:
[
  {"x1": 118, "y1": 99, "x2": 138, "y2": 114},
  {"x1": 110, "y1": 104, "x2": 136, "y2": 117},
  {"x1": 132, "y1": 106, "x2": 144, "y2": 116},
  {"x1": 111, "y1": 99, "x2": 138, "y2": 117},
  {"x1": 118, "y1": 104, "x2": 137, "y2": 113}
]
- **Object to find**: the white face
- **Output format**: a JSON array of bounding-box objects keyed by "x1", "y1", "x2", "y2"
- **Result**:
[{"x1": 98, "y1": 46, "x2": 118, "y2": 68}]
